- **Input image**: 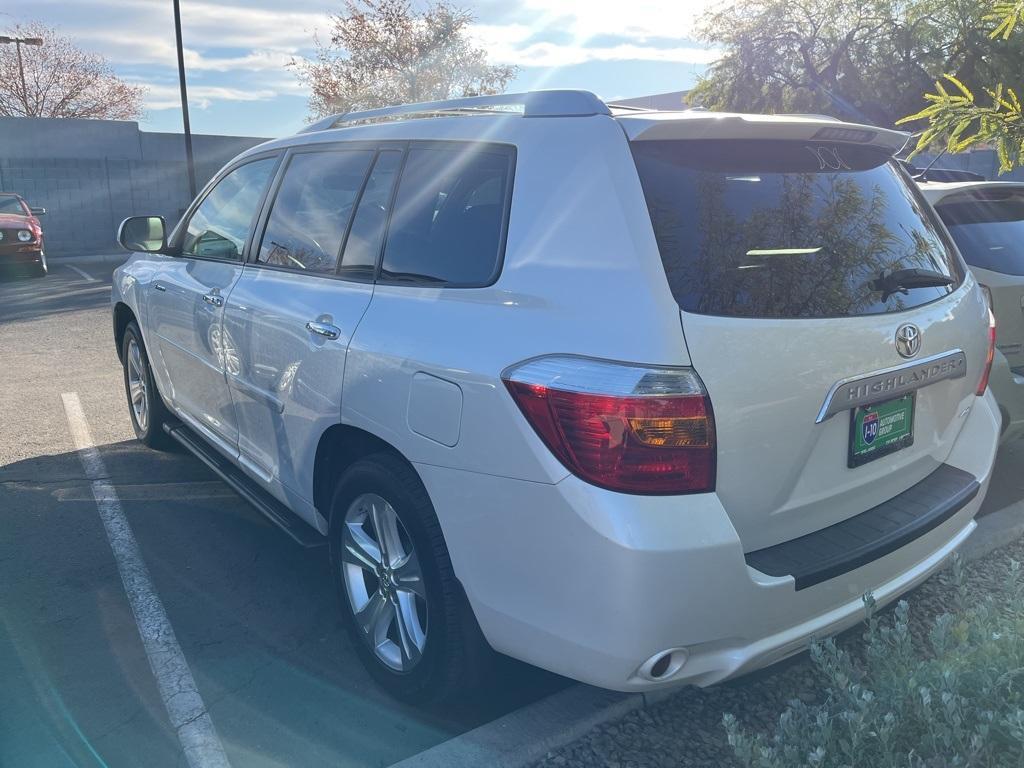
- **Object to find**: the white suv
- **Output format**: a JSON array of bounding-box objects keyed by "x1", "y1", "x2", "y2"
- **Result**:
[
  {"x1": 112, "y1": 90, "x2": 1001, "y2": 703},
  {"x1": 919, "y1": 181, "x2": 1024, "y2": 443}
]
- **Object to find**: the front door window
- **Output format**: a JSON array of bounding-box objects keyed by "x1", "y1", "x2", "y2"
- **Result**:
[{"x1": 181, "y1": 158, "x2": 277, "y2": 261}]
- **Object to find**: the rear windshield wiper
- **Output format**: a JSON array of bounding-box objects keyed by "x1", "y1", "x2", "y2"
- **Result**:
[{"x1": 871, "y1": 268, "x2": 955, "y2": 300}]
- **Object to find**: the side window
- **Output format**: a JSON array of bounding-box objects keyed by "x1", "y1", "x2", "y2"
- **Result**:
[
  {"x1": 181, "y1": 158, "x2": 277, "y2": 261},
  {"x1": 337, "y1": 150, "x2": 403, "y2": 279},
  {"x1": 936, "y1": 192, "x2": 1024, "y2": 277},
  {"x1": 381, "y1": 144, "x2": 513, "y2": 286},
  {"x1": 257, "y1": 150, "x2": 373, "y2": 273}
]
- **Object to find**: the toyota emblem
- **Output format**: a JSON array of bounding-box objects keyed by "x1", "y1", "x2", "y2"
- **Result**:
[{"x1": 895, "y1": 323, "x2": 922, "y2": 358}]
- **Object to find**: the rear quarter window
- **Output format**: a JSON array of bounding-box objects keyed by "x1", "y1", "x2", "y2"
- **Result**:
[
  {"x1": 631, "y1": 140, "x2": 963, "y2": 319},
  {"x1": 380, "y1": 143, "x2": 514, "y2": 287},
  {"x1": 935, "y1": 190, "x2": 1024, "y2": 276}
]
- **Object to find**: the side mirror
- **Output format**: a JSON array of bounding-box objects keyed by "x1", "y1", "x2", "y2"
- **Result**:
[
  {"x1": 29, "y1": 207, "x2": 46, "y2": 216},
  {"x1": 118, "y1": 215, "x2": 167, "y2": 253}
]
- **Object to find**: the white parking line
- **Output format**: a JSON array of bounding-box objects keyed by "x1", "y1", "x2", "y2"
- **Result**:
[
  {"x1": 60, "y1": 392, "x2": 232, "y2": 768},
  {"x1": 64, "y1": 264, "x2": 97, "y2": 282}
]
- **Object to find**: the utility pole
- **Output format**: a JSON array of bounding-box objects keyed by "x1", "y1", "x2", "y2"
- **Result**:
[
  {"x1": 172, "y1": 0, "x2": 197, "y2": 199},
  {"x1": 0, "y1": 36, "x2": 44, "y2": 116}
]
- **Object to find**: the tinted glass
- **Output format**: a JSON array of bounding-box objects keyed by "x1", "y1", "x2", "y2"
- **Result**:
[
  {"x1": 381, "y1": 145, "x2": 512, "y2": 286},
  {"x1": 258, "y1": 150, "x2": 373, "y2": 273},
  {"x1": 936, "y1": 191, "x2": 1024, "y2": 276},
  {"x1": 182, "y1": 158, "x2": 276, "y2": 261},
  {"x1": 338, "y1": 150, "x2": 402, "y2": 278},
  {"x1": 0, "y1": 196, "x2": 26, "y2": 215},
  {"x1": 632, "y1": 140, "x2": 962, "y2": 318}
]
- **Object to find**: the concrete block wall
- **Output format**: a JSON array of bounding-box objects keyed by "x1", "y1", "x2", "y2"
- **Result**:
[{"x1": 0, "y1": 117, "x2": 269, "y2": 256}]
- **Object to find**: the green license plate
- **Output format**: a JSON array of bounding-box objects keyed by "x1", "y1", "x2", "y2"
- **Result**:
[{"x1": 848, "y1": 393, "x2": 915, "y2": 468}]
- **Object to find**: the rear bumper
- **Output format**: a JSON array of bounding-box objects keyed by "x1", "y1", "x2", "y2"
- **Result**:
[
  {"x1": 416, "y1": 390, "x2": 1000, "y2": 692},
  {"x1": 989, "y1": 350, "x2": 1024, "y2": 443}
]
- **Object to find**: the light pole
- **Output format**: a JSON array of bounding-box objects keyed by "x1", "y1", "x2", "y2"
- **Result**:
[
  {"x1": 0, "y1": 36, "x2": 44, "y2": 116},
  {"x1": 172, "y1": 0, "x2": 197, "y2": 199}
]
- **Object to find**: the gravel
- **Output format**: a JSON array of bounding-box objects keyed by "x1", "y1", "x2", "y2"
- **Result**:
[{"x1": 531, "y1": 535, "x2": 1024, "y2": 768}]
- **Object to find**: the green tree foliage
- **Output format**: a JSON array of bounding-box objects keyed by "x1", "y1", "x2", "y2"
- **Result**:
[
  {"x1": 691, "y1": 0, "x2": 1024, "y2": 129},
  {"x1": 898, "y1": 2, "x2": 1024, "y2": 172},
  {"x1": 292, "y1": 0, "x2": 517, "y2": 120}
]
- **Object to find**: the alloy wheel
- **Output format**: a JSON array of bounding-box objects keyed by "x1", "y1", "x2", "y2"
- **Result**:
[
  {"x1": 340, "y1": 492, "x2": 428, "y2": 672},
  {"x1": 126, "y1": 338, "x2": 149, "y2": 432}
]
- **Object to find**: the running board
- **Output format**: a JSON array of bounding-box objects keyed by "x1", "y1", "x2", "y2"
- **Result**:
[{"x1": 164, "y1": 423, "x2": 326, "y2": 548}]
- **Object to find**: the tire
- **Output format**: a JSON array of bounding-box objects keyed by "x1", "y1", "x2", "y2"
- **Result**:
[
  {"x1": 329, "y1": 452, "x2": 492, "y2": 704},
  {"x1": 121, "y1": 321, "x2": 173, "y2": 450},
  {"x1": 31, "y1": 249, "x2": 47, "y2": 278}
]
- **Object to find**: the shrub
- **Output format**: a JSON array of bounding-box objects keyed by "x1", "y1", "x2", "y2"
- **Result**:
[{"x1": 724, "y1": 556, "x2": 1024, "y2": 767}]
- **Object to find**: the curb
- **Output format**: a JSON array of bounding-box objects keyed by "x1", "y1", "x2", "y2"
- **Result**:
[
  {"x1": 389, "y1": 685, "x2": 644, "y2": 768},
  {"x1": 388, "y1": 499, "x2": 1024, "y2": 768}
]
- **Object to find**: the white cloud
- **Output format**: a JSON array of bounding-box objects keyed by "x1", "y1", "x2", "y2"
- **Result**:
[
  {"x1": 7, "y1": 0, "x2": 721, "y2": 123},
  {"x1": 481, "y1": 0, "x2": 712, "y2": 43},
  {"x1": 472, "y1": 25, "x2": 718, "y2": 67},
  {"x1": 187, "y1": 50, "x2": 298, "y2": 73},
  {"x1": 139, "y1": 82, "x2": 279, "y2": 111},
  {"x1": 69, "y1": 0, "x2": 327, "y2": 51},
  {"x1": 469, "y1": 1, "x2": 718, "y2": 69}
]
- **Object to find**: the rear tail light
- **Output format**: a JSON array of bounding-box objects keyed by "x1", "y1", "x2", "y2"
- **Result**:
[
  {"x1": 978, "y1": 285, "x2": 997, "y2": 396},
  {"x1": 503, "y1": 356, "x2": 716, "y2": 495}
]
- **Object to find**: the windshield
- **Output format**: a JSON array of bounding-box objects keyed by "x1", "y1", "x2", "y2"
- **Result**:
[
  {"x1": 631, "y1": 140, "x2": 962, "y2": 319},
  {"x1": 0, "y1": 196, "x2": 27, "y2": 216},
  {"x1": 935, "y1": 190, "x2": 1024, "y2": 276}
]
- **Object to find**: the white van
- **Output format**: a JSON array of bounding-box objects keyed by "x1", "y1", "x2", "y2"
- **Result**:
[{"x1": 112, "y1": 90, "x2": 1000, "y2": 702}]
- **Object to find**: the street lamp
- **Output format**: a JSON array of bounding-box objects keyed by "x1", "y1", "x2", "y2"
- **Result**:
[
  {"x1": 172, "y1": 0, "x2": 197, "y2": 199},
  {"x1": 0, "y1": 36, "x2": 43, "y2": 117}
]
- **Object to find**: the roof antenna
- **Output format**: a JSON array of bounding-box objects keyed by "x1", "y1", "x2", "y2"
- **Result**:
[{"x1": 914, "y1": 144, "x2": 950, "y2": 181}]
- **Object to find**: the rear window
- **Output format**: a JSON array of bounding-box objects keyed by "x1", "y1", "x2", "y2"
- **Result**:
[
  {"x1": 632, "y1": 140, "x2": 962, "y2": 319},
  {"x1": 934, "y1": 190, "x2": 1024, "y2": 276}
]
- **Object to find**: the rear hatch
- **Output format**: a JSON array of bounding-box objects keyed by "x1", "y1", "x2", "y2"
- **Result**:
[
  {"x1": 929, "y1": 184, "x2": 1024, "y2": 372},
  {"x1": 621, "y1": 113, "x2": 989, "y2": 551}
]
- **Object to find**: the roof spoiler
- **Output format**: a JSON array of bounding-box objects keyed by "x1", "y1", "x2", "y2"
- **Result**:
[{"x1": 619, "y1": 112, "x2": 911, "y2": 155}]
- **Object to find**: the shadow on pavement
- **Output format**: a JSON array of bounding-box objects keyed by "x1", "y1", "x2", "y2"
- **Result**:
[
  {"x1": 0, "y1": 266, "x2": 112, "y2": 323},
  {"x1": 0, "y1": 440, "x2": 564, "y2": 768}
]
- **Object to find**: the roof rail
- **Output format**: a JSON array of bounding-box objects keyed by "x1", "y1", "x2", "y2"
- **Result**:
[
  {"x1": 298, "y1": 89, "x2": 610, "y2": 133},
  {"x1": 606, "y1": 102, "x2": 655, "y2": 112},
  {"x1": 777, "y1": 113, "x2": 842, "y2": 122}
]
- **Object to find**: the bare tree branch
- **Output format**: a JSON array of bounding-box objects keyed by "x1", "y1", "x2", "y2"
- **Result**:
[
  {"x1": 0, "y1": 21, "x2": 144, "y2": 120},
  {"x1": 290, "y1": 0, "x2": 516, "y2": 121}
]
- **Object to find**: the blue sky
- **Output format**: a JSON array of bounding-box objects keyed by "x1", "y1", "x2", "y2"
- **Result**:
[{"x1": 2, "y1": 0, "x2": 718, "y2": 137}]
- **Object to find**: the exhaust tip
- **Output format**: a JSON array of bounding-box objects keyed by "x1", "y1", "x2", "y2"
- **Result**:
[{"x1": 638, "y1": 647, "x2": 689, "y2": 681}]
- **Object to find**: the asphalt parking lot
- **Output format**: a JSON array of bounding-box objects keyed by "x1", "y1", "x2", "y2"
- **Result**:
[
  {"x1": 2, "y1": 256, "x2": 1022, "y2": 768},
  {"x1": 0, "y1": 256, "x2": 560, "y2": 768}
]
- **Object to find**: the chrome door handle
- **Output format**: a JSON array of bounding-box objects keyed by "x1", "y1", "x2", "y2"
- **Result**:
[
  {"x1": 153, "y1": 283, "x2": 167, "y2": 292},
  {"x1": 203, "y1": 293, "x2": 224, "y2": 307},
  {"x1": 306, "y1": 321, "x2": 341, "y2": 340}
]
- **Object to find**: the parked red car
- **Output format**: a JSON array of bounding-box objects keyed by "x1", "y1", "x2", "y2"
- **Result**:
[{"x1": 0, "y1": 193, "x2": 47, "y2": 277}]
